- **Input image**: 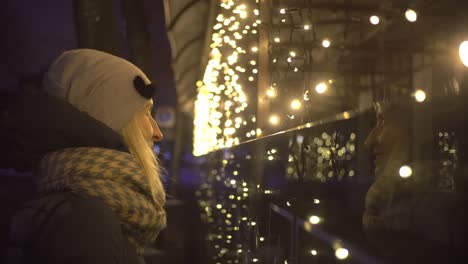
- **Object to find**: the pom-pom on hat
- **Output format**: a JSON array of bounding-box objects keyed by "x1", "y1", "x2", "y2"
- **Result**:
[{"x1": 42, "y1": 49, "x2": 155, "y2": 132}]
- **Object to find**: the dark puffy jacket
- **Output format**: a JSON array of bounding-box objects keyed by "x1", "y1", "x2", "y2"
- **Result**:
[
  {"x1": 1, "y1": 90, "x2": 146, "y2": 263},
  {"x1": 6, "y1": 191, "x2": 145, "y2": 264}
]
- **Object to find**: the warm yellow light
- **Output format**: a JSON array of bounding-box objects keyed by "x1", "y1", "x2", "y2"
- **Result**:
[
  {"x1": 250, "y1": 60, "x2": 256, "y2": 65},
  {"x1": 269, "y1": 114, "x2": 280, "y2": 125},
  {"x1": 370, "y1": 15, "x2": 380, "y2": 25},
  {"x1": 405, "y1": 9, "x2": 417, "y2": 22},
  {"x1": 311, "y1": 250, "x2": 318, "y2": 256},
  {"x1": 314, "y1": 199, "x2": 320, "y2": 204},
  {"x1": 267, "y1": 88, "x2": 277, "y2": 98},
  {"x1": 280, "y1": 8, "x2": 286, "y2": 14},
  {"x1": 315, "y1": 82, "x2": 328, "y2": 94},
  {"x1": 335, "y1": 248, "x2": 349, "y2": 260},
  {"x1": 309, "y1": 215, "x2": 320, "y2": 224},
  {"x1": 414, "y1": 89, "x2": 426, "y2": 102},
  {"x1": 259, "y1": 237, "x2": 265, "y2": 241},
  {"x1": 303, "y1": 24, "x2": 310, "y2": 30},
  {"x1": 290, "y1": 99, "x2": 302, "y2": 110},
  {"x1": 216, "y1": 204, "x2": 222, "y2": 209},
  {"x1": 399, "y1": 165, "x2": 412, "y2": 178},
  {"x1": 274, "y1": 37, "x2": 280, "y2": 43},
  {"x1": 230, "y1": 179, "x2": 236, "y2": 185},
  {"x1": 290, "y1": 51, "x2": 296, "y2": 57},
  {"x1": 256, "y1": 128, "x2": 262, "y2": 136},
  {"x1": 251, "y1": 46, "x2": 258, "y2": 52},
  {"x1": 459, "y1": 40, "x2": 468, "y2": 67},
  {"x1": 322, "y1": 39, "x2": 331, "y2": 48}
]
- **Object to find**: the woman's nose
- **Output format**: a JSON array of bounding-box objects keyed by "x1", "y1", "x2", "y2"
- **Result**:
[{"x1": 152, "y1": 119, "x2": 164, "y2": 142}]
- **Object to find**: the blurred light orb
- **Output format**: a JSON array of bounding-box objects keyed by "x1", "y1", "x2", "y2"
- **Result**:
[
  {"x1": 274, "y1": 37, "x2": 281, "y2": 43},
  {"x1": 315, "y1": 82, "x2": 328, "y2": 94},
  {"x1": 280, "y1": 8, "x2": 286, "y2": 14},
  {"x1": 459, "y1": 40, "x2": 468, "y2": 67},
  {"x1": 414, "y1": 89, "x2": 426, "y2": 102},
  {"x1": 269, "y1": 115, "x2": 280, "y2": 125},
  {"x1": 291, "y1": 99, "x2": 302, "y2": 110},
  {"x1": 370, "y1": 15, "x2": 380, "y2": 25},
  {"x1": 267, "y1": 88, "x2": 277, "y2": 98},
  {"x1": 405, "y1": 9, "x2": 417, "y2": 22},
  {"x1": 322, "y1": 39, "x2": 331, "y2": 48},
  {"x1": 309, "y1": 215, "x2": 320, "y2": 224},
  {"x1": 399, "y1": 165, "x2": 413, "y2": 178},
  {"x1": 311, "y1": 250, "x2": 318, "y2": 256},
  {"x1": 303, "y1": 24, "x2": 311, "y2": 30},
  {"x1": 335, "y1": 248, "x2": 349, "y2": 260}
]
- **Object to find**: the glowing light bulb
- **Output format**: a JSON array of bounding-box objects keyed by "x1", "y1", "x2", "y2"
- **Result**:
[
  {"x1": 335, "y1": 248, "x2": 349, "y2": 260},
  {"x1": 267, "y1": 88, "x2": 277, "y2": 98},
  {"x1": 459, "y1": 40, "x2": 468, "y2": 67},
  {"x1": 309, "y1": 215, "x2": 320, "y2": 224},
  {"x1": 251, "y1": 46, "x2": 258, "y2": 52},
  {"x1": 399, "y1": 165, "x2": 412, "y2": 178},
  {"x1": 370, "y1": 15, "x2": 380, "y2": 25},
  {"x1": 230, "y1": 179, "x2": 236, "y2": 185},
  {"x1": 414, "y1": 89, "x2": 426, "y2": 102},
  {"x1": 315, "y1": 82, "x2": 328, "y2": 94},
  {"x1": 322, "y1": 39, "x2": 331, "y2": 48},
  {"x1": 290, "y1": 99, "x2": 302, "y2": 110},
  {"x1": 269, "y1": 115, "x2": 280, "y2": 125},
  {"x1": 290, "y1": 51, "x2": 296, "y2": 57},
  {"x1": 303, "y1": 24, "x2": 310, "y2": 30},
  {"x1": 313, "y1": 199, "x2": 320, "y2": 204},
  {"x1": 274, "y1": 37, "x2": 280, "y2": 43},
  {"x1": 405, "y1": 9, "x2": 417, "y2": 22},
  {"x1": 311, "y1": 250, "x2": 318, "y2": 256},
  {"x1": 280, "y1": 8, "x2": 286, "y2": 14}
]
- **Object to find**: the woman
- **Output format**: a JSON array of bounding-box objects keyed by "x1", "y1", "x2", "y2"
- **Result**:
[{"x1": 5, "y1": 49, "x2": 167, "y2": 263}]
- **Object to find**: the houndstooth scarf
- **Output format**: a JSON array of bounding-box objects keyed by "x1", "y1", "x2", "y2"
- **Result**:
[{"x1": 36, "y1": 147, "x2": 166, "y2": 254}]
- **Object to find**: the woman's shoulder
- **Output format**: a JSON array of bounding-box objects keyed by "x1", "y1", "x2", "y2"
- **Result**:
[{"x1": 9, "y1": 191, "x2": 145, "y2": 264}]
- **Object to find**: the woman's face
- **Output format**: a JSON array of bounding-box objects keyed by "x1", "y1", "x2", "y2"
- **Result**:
[
  {"x1": 135, "y1": 100, "x2": 164, "y2": 148},
  {"x1": 364, "y1": 103, "x2": 411, "y2": 178}
]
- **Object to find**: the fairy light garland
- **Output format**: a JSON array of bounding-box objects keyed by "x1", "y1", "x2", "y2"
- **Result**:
[{"x1": 193, "y1": 0, "x2": 259, "y2": 156}]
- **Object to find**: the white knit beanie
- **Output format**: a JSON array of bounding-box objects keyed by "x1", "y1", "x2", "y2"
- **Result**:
[{"x1": 42, "y1": 49, "x2": 153, "y2": 132}]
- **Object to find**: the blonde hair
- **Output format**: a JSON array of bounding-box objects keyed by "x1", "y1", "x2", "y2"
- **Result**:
[{"x1": 120, "y1": 114, "x2": 166, "y2": 214}]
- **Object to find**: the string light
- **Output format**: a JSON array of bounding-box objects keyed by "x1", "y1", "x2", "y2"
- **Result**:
[
  {"x1": 279, "y1": 8, "x2": 286, "y2": 14},
  {"x1": 303, "y1": 24, "x2": 311, "y2": 30},
  {"x1": 308, "y1": 215, "x2": 320, "y2": 224},
  {"x1": 322, "y1": 39, "x2": 331, "y2": 48},
  {"x1": 290, "y1": 99, "x2": 302, "y2": 110},
  {"x1": 267, "y1": 87, "x2": 277, "y2": 98},
  {"x1": 335, "y1": 248, "x2": 349, "y2": 260},
  {"x1": 315, "y1": 82, "x2": 328, "y2": 94},
  {"x1": 459, "y1": 40, "x2": 468, "y2": 67},
  {"x1": 414, "y1": 89, "x2": 426, "y2": 102},
  {"x1": 269, "y1": 114, "x2": 280, "y2": 125},
  {"x1": 274, "y1": 37, "x2": 281, "y2": 43},
  {"x1": 370, "y1": 15, "x2": 380, "y2": 25},
  {"x1": 310, "y1": 250, "x2": 318, "y2": 256},
  {"x1": 405, "y1": 9, "x2": 417, "y2": 22},
  {"x1": 399, "y1": 165, "x2": 413, "y2": 178}
]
